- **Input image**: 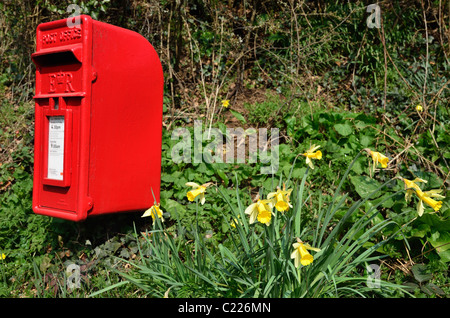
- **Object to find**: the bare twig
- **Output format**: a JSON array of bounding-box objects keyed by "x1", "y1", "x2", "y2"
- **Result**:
[{"x1": 421, "y1": 0, "x2": 430, "y2": 110}]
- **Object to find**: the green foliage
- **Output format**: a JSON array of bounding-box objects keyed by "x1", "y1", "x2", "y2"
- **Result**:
[
  {"x1": 401, "y1": 264, "x2": 446, "y2": 297},
  {"x1": 102, "y1": 154, "x2": 409, "y2": 298}
]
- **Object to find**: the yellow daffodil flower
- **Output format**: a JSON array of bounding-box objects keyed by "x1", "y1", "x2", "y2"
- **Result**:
[
  {"x1": 370, "y1": 150, "x2": 389, "y2": 168},
  {"x1": 267, "y1": 184, "x2": 293, "y2": 212},
  {"x1": 400, "y1": 177, "x2": 427, "y2": 202},
  {"x1": 245, "y1": 199, "x2": 274, "y2": 226},
  {"x1": 142, "y1": 204, "x2": 164, "y2": 224},
  {"x1": 415, "y1": 189, "x2": 444, "y2": 216},
  {"x1": 402, "y1": 177, "x2": 427, "y2": 191},
  {"x1": 230, "y1": 215, "x2": 241, "y2": 228},
  {"x1": 363, "y1": 148, "x2": 389, "y2": 175},
  {"x1": 290, "y1": 239, "x2": 321, "y2": 268},
  {"x1": 221, "y1": 99, "x2": 230, "y2": 108},
  {"x1": 416, "y1": 104, "x2": 423, "y2": 112},
  {"x1": 302, "y1": 144, "x2": 322, "y2": 169},
  {"x1": 186, "y1": 182, "x2": 212, "y2": 205}
]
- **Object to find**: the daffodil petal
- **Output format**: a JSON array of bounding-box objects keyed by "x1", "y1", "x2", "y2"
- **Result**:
[
  {"x1": 307, "y1": 144, "x2": 321, "y2": 153},
  {"x1": 417, "y1": 199, "x2": 424, "y2": 217},
  {"x1": 245, "y1": 203, "x2": 258, "y2": 224},
  {"x1": 304, "y1": 243, "x2": 321, "y2": 252},
  {"x1": 245, "y1": 203, "x2": 257, "y2": 215},
  {"x1": 141, "y1": 208, "x2": 152, "y2": 218},
  {"x1": 425, "y1": 189, "x2": 445, "y2": 198},
  {"x1": 412, "y1": 177, "x2": 427, "y2": 184},
  {"x1": 200, "y1": 193, "x2": 206, "y2": 205},
  {"x1": 267, "y1": 192, "x2": 277, "y2": 199}
]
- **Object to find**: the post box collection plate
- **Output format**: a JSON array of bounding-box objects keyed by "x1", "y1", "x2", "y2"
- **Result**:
[{"x1": 31, "y1": 15, "x2": 164, "y2": 221}]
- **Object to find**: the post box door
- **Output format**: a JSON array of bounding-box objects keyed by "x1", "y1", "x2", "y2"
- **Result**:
[{"x1": 32, "y1": 17, "x2": 93, "y2": 221}]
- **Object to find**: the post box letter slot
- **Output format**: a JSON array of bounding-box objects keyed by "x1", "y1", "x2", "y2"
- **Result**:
[
  {"x1": 43, "y1": 108, "x2": 72, "y2": 187},
  {"x1": 32, "y1": 47, "x2": 82, "y2": 67}
]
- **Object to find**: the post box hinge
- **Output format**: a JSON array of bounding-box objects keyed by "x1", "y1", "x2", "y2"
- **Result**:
[{"x1": 91, "y1": 69, "x2": 98, "y2": 83}]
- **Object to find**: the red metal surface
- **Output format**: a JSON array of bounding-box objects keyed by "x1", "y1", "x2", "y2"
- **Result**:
[{"x1": 31, "y1": 15, "x2": 164, "y2": 221}]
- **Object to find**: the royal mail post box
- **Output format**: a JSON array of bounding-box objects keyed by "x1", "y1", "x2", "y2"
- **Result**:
[{"x1": 31, "y1": 15, "x2": 163, "y2": 221}]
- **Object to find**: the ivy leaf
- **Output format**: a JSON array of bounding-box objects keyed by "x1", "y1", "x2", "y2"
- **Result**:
[
  {"x1": 349, "y1": 175, "x2": 383, "y2": 199},
  {"x1": 411, "y1": 264, "x2": 432, "y2": 283},
  {"x1": 119, "y1": 248, "x2": 130, "y2": 259},
  {"x1": 165, "y1": 199, "x2": 186, "y2": 220},
  {"x1": 427, "y1": 230, "x2": 450, "y2": 262},
  {"x1": 421, "y1": 283, "x2": 446, "y2": 296},
  {"x1": 334, "y1": 123, "x2": 353, "y2": 136}
]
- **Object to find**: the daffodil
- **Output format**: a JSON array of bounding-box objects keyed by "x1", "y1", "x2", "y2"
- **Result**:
[
  {"x1": 302, "y1": 144, "x2": 322, "y2": 169},
  {"x1": 230, "y1": 215, "x2": 242, "y2": 228},
  {"x1": 400, "y1": 177, "x2": 427, "y2": 202},
  {"x1": 415, "y1": 189, "x2": 444, "y2": 216},
  {"x1": 142, "y1": 204, "x2": 164, "y2": 224},
  {"x1": 186, "y1": 182, "x2": 211, "y2": 205},
  {"x1": 290, "y1": 239, "x2": 321, "y2": 268},
  {"x1": 363, "y1": 148, "x2": 389, "y2": 175},
  {"x1": 267, "y1": 184, "x2": 293, "y2": 212},
  {"x1": 245, "y1": 199, "x2": 274, "y2": 226},
  {"x1": 221, "y1": 99, "x2": 230, "y2": 108}
]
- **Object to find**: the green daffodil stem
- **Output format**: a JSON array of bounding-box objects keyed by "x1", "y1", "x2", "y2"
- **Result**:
[{"x1": 295, "y1": 166, "x2": 309, "y2": 238}]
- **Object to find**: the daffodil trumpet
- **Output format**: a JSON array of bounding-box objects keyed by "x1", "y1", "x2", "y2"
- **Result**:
[
  {"x1": 414, "y1": 189, "x2": 444, "y2": 216},
  {"x1": 185, "y1": 182, "x2": 213, "y2": 205},
  {"x1": 363, "y1": 148, "x2": 389, "y2": 176}
]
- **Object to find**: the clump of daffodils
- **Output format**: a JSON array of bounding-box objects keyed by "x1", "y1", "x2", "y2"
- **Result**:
[{"x1": 244, "y1": 184, "x2": 294, "y2": 227}]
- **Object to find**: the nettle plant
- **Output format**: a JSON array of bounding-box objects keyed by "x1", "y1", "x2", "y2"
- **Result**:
[{"x1": 98, "y1": 144, "x2": 445, "y2": 298}]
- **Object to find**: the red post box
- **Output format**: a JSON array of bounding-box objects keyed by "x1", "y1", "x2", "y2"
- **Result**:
[{"x1": 31, "y1": 15, "x2": 163, "y2": 221}]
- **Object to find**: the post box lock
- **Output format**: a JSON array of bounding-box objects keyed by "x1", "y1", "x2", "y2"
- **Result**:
[{"x1": 32, "y1": 15, "x2": 163, "y2": 221}]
